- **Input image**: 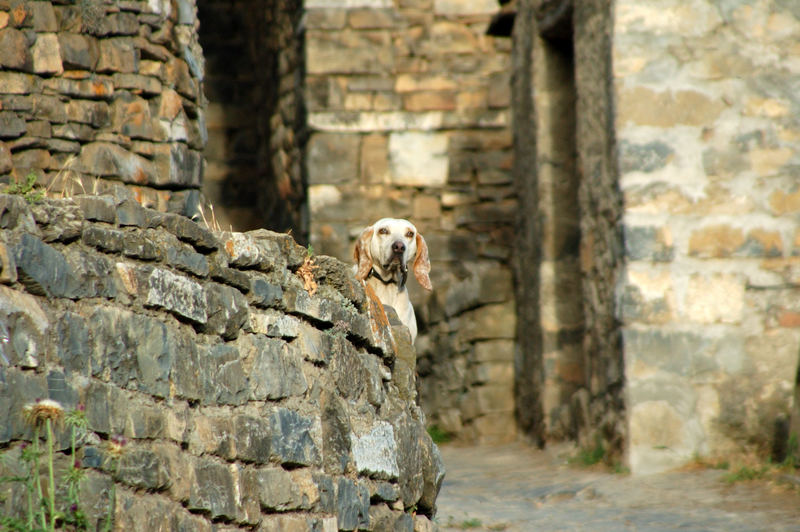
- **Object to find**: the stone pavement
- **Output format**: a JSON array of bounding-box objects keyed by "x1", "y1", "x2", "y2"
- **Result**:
[{"x1": 434, "y1": 442, "x2": 800, "y2": 531}]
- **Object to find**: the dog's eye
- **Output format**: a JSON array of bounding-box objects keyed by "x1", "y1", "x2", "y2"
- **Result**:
[
  {"x1": 405, "y1": 230, "x2": 414, "y2": 239},
  {"x1": 378, "y1": 227, "x2": 389, "y2": 235}
]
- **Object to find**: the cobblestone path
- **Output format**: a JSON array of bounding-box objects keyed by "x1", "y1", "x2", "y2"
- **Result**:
[{"x1": 435, "y1": 442, "x2": 800, "y2": 532}]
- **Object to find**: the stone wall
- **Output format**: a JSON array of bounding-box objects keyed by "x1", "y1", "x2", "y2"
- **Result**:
[
  {"x1": 0, "y1": 195, "x2": 442, "y2": 530},
  {"x1": 0, "y1": 0, "x2": 206, "y2": 216},
  {"x1": 305, "y1": 0, "x2": 517, "y2": 444},
  {"x1": 198, "y1": 0, "x2": 308, "y2": 237},
  {"x1": 614, "y1": 0, "x2": 800, "y2": 473}
]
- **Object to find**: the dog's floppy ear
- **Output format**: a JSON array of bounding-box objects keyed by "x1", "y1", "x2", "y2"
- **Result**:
[
  {"x1": 354, "y1": 225, "x2": 374, "y2": 281},
  {"x1": 413, "y1": 232, "x2": 432, "y2": 291}
]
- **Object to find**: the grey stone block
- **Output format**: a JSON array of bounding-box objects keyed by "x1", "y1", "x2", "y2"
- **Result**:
[
  {"x1": 241, "y1": 334, "x2": 307, "y2": 400},
  {"x1": 117, "y1": 447, "x2": 170, "y2": 491},
  {"x1": 30, "y1": 199, "x2": 83, "y2": 242},
  {"x1": 202, "y1": 282, "x2": 248, "y2": 339},
  {"x1": 269, "y1": 408, "x2": 321, "y2": 467},
  {"x1": 13, "y1": 233, "x2": 82, "y2": 298},
  {"x1": 74, "y1": 195, "x2": 116, "y2": 223},
  {"x1": 189, "y1": 458, "x2": 237, "y2": 520},
  {"x1": 55, "y1": 311, "x2": 92, "y2": 375},
  {"x1": 82, "y1": 225, "x2": 125, "y2": 253},
  {"x1": 165, "y1": 243, "x2": 209, "y2": 277},
  {"x1": 351, "y1": 421, "x2": 399, "y2": 480},
  {"x1": 245, "y1": 466, "x2": 299, "y2": 511},
  {"x1": 203, "y1": 343, "x2": 248, "y2": 406},
  {"x1": 321, "y1": 393, "x2": 352, "y2": 475},
  {"x1": 116, "y1": 198, "x2": 151, "y2": 227},
  {"x1": 0, "y1": 194, "x2": 36, "y2": 232},
  {"x1": 145, "y1": 267, "x2": 207, "y2": 324},
  {"x1": 250, "y1": 277, "x2": 283, "y2": 308},
  {"x1": 155, "y1": 211, "x2": 219, "y2": 252},
  {"x1": 336, "y1": 477, "x2": 370, "y2": 531},
  {"x1": 234, "y1": 414, "x2": 271, "y2": 464}
]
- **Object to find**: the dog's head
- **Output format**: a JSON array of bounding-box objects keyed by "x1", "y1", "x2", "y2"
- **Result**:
[{"x1": 354, "y1": 218, "x2": 432, "y2": 290}]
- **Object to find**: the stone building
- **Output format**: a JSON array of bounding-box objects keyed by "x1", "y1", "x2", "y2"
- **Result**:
[
  {"x1": 511, "y1": 0, "x2": 800, "y2": 473},
  {"x1": 2, "y1": 0, "x2": 799, "y2": 476}
]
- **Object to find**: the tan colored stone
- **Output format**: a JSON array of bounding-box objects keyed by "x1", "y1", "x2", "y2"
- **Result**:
[
  {"x1": 395, "y1": 74, "x2": 458, "y2": 92},
  {"x1": 403, "y1": 91, "x2": 456, "y2": 111},
  {"x1": 688, "y1": 224, "x2": 745, "y2": 258},
  {"x1": 348, "y1": 8, "x2": 398, "y2": 29},
  {"x1": 744, "y1": 97, "x2": 790, "y2": 118},
  {"x1": 388, "y1": 131, "x2": 448, "y2": 186},
  {"x1": 769, "y1": 187, "x2": 800, "y2": 215},
  {"x1": 749, "y1": 147, "x2": 792, "y2": 177},
  {"x1": 685, "y1": 273, "x2": 744, "y2": 324},
  {"x1": 412, "y1": 195, "x2": 441, "y2": 220},
  {"x1": 31, "y1": 33, "x2": 63, "y2": 75},
  {"x1": 157, "y1": 88, "x2": 183, "y2": 120},
  {"x1": 344, "y1": 92, "x2": 373, "y2": 110},
  {"x1": 0, "y1": 12, "x2": 9, "y2": 29},
  {"x1": 617, "y1": 87, "x2": 726, "y2": 127},
  {"x1": 361, "y1": 133, "x2": 388, "y2": 183}
]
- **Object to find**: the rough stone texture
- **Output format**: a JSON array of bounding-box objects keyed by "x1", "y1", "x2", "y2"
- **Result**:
[
  {"x1": 0, "y1": 0, "x2": 206, "y2": 216},
  {"x1": 612, "y1": 0, "x2": 800, "y2": 474},
  {"x1": 305, "y1": 0, "x2": 517, "y2": 445},
  {"x1": 514, "y1": 0, "x2": 800, "y2": 474},
  {"x1": 0, "y1": 197, "x2": 442, "y2": 530}
]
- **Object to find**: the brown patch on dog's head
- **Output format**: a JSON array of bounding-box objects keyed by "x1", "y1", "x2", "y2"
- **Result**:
[
  {"x1": 354, "y1": 225, "x2": 374, "y2": 281},
  {"x1": 413, "y1": 233, "x2": 432, "y2": 291}
]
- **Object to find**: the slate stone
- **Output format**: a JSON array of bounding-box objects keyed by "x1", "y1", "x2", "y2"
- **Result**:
[
  {"x1": 202, "y1": 343, "x2": 248, "y2": 405},
  {"x1": 620, "y1": 140, "x2": 674, "y2": 173},
  {"x1": 269, "y1": 408, "x2": 321, "y2": 467},
  {"x1": 201, "y1": 282, "x2": 247, "y2": 340},
  {"x1": 321, "y1": 393, "x2": 351, "y2": 475},
  {"x1": 97, "y1": 37, "x2": 137, "y2": 73},
  {"x1": 189, "y1": 458, "x2": 237, "y2": 519},
  {"x1": 234, "y1": 414, "x2": 272, "y2": 464},
  {"x1": 121, "y1": 231, "x2": 159, "y2": 260},
  {"x1": 0, "y1": 141, "x2": 12, "y2": 174},
  {"x1": 30, "y1": 199, "x2": 83, "y2": 242},
  {"x1": 419, "y1": 437, "x2": 445, "y2": 516},
  {"x1": 82, "y1": 225, "x2": 125, "y2": 253},
  {"x1": 250, "y1": 277, "x2": 283, "y2": 308},
  {"x1": 46, "y1": 370, "x2": 78, "y2": 411},
  {"x1": 0, "y1": 195, "x2": 36, "y2": 232},
  {"x1": 117, "y1": 448, "x2": 170, "y2": 490},
  {"x1": 13, "y1": 233, "x2": 82, "y2": 298},
  {"x1": 246, "y1": 467, "x2": 299, "y2": 511},
  {"x1": 155, "y1": 211, "x2": 219, "y2": 251},
  {"x1": 314, "y1": 473, "x2": 336, "y2": 513},
  {"x1": 55, "y1": 311, "x2": 92, "y2": 376},
  {"x1": 0, "y1": 287, "x2": 48, "y2": 369},
  {"x1": 145, "y1": 267, "x2": 207, "y2": 324},
  {"x1": 393, "y1": 414, "x2": 425, "y2": 509},
  {"x1": 241, "y1": 334, "x2": 307, "y2": 400},
  {"x1": 74, "y1": 195, "x2": 115, "y2": 222},
  {"x1": 210, "y1": 265, "x2": 251, "y2": 293},
  {"x1": 63, "y1": 248, "x2": 116, "y2": 299},
  {"x1": 165, "y1": 243, "x2": 209, "y2": 277},
  {"x1": 116, "y1": 198, "x2": 152, "y2": 227},
  {"x1": 89, "y1": 307, "x2": 174, "y2": 397},
  {"x1": 336, "y1": 477, "x2": 370, "y2": 531},
  {"x1": 168, "y1": 335, "x2": 202, "y2": 401},
  {"x1": 0, "y1": 111, "x2": 26, "y2": 139}
]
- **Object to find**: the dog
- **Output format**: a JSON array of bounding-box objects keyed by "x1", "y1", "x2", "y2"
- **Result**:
[{"x1": 354, "y1": 218, "x2": 432, "y2": 341}]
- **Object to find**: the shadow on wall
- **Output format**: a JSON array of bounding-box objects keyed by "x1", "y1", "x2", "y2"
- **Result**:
[{"x1": 197, "y1": 0, "x2": 308, "y2": 240}]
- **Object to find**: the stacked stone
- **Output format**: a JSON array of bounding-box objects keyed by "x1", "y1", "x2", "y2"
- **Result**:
[
  {"x1": 0, "y1": 0, "x2": 206, "y2": 216},
  {"x1": 0, "y1": 195, "x2": 442, "y2": 530},
  {"x1": 613, "y1": 1, "x2": 800, "y2": 473},
  {"x1": 305, "y1": 0, "x2": 517, "y2": 443}
]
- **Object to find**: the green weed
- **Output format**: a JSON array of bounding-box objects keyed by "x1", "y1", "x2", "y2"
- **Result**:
[
  {"x1": 427, "y1": 425, "x2": 452, "y2": 445},
  {"x1": 5, "y1": 173, "x2": 45, "y2": 204}
]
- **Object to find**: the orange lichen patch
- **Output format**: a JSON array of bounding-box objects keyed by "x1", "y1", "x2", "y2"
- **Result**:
[
  {"x1": 225, "y1": 239, "x2": 235, "y2": 256},
  {"x1": 91, "y1": 80, "x2": 112, "y2": 97},
  {"x1": 296, "y1": 255, "x2": 318, "y2": 296},
  {"x1": 11, "y1": 4, "x2": 27, "y2": 25},
  {"x1": 777, "y1": 310, "x2": 800, "y2": 328}
]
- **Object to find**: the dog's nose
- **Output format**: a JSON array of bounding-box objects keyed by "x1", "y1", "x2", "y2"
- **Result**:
[{"x1": 392, "y1": 241, "x2": 405, "y2": 255}]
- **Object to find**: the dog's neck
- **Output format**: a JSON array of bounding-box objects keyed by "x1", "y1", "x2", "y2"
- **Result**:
[{"x1": 368, "y1": 267, "x2": 407, "y2": 289}]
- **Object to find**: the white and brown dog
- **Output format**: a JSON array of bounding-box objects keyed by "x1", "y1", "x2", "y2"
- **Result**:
[{"x1": 354, "y1": 218, "x2": 432, "y2": 341}]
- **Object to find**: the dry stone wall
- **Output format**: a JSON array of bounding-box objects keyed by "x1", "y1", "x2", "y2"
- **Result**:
[
  {"x1": 0, "y1": 0, "x2": 206, "y2": 216},
  {"x1": 305, "y1": 0, "x2": 517, "y2": 445},
  {"x1": 0, "y1": 195, "x2": 442, "y2": 530}
]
